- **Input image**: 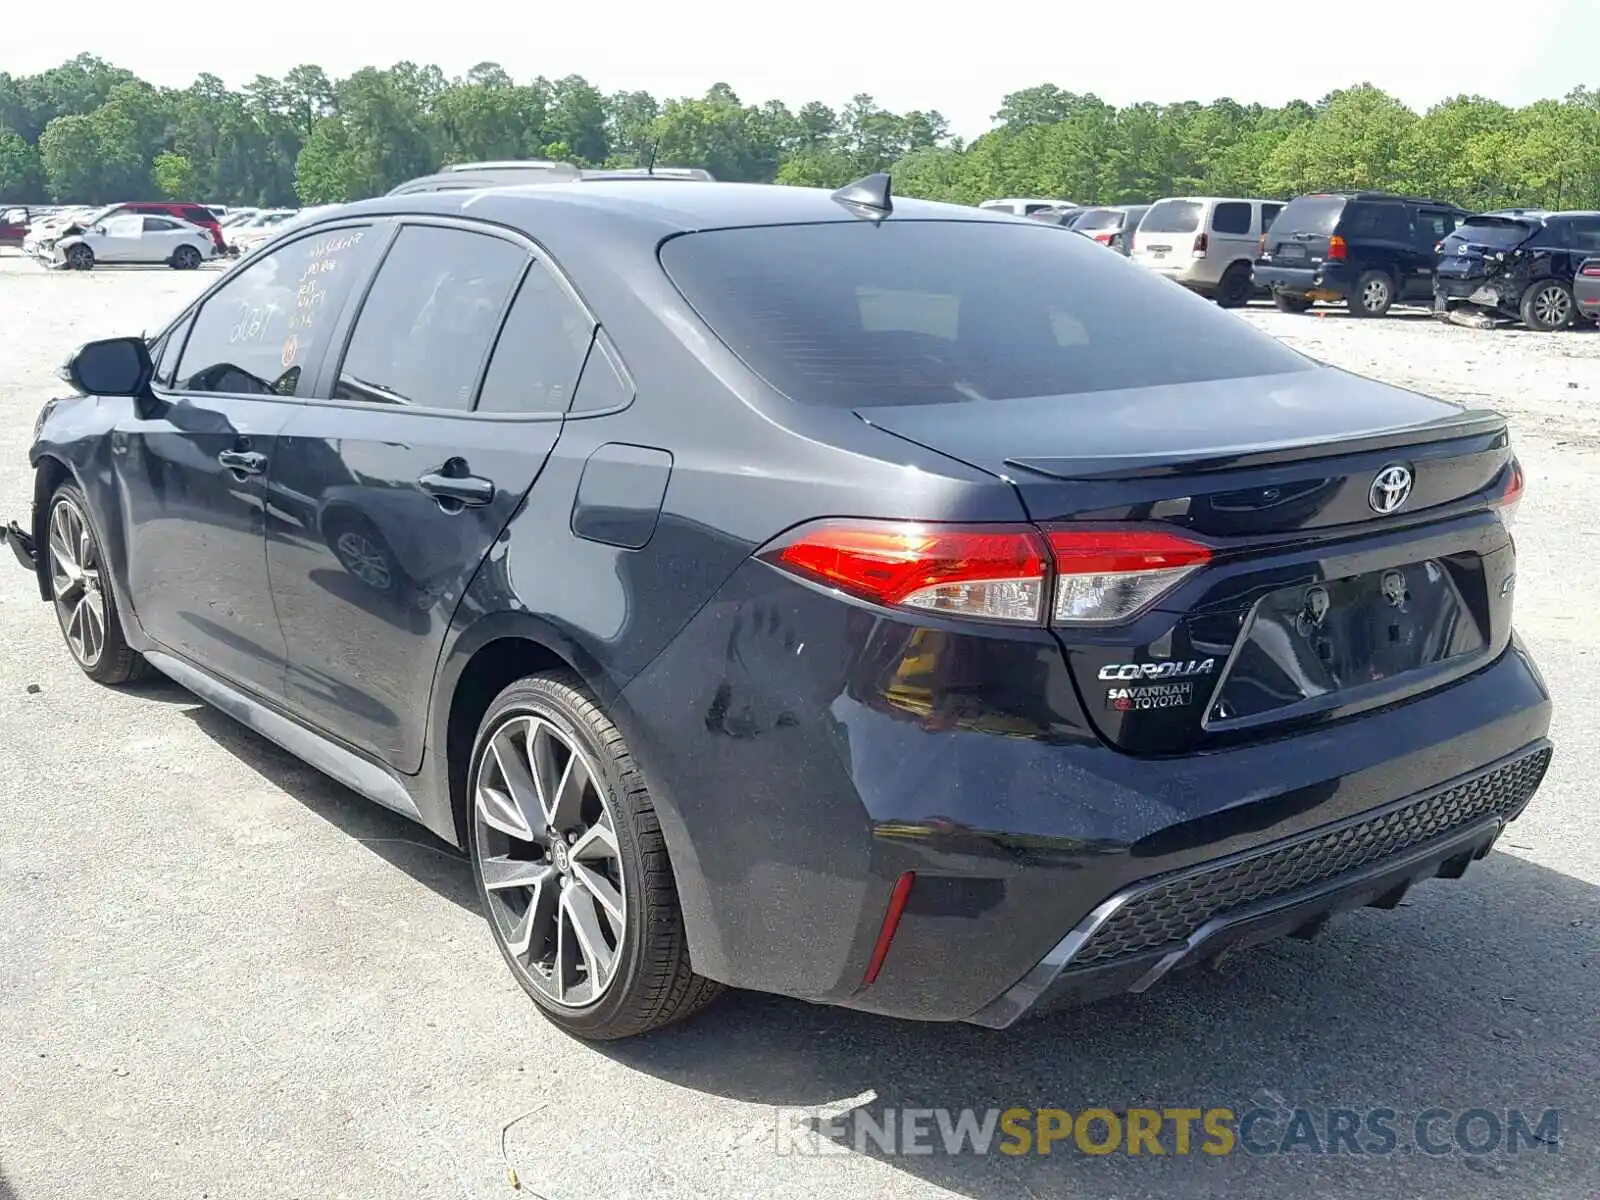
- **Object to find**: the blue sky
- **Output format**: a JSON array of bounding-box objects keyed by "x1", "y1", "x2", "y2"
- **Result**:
[{"x1": 9, "y1": 0, "x2": 1597, "y2": 137}]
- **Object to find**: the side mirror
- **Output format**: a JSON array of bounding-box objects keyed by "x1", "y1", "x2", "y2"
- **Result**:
[
  {"x1": 92, "y1": 223, "x2": 107, "y2": 235},
  {"x1": 62, "y1": 336, "x2": 153, "y2": 397}
]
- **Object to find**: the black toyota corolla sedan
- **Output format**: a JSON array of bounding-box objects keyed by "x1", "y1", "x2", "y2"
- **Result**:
[{"x1": 3, "y1": 176, "x2": 1552, "y2": 1040}]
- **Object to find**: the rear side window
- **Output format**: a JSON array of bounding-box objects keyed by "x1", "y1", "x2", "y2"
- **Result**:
[
  {"x1": 173, "y1": 224, "x2": 380, "y2": 397},
  {"x1": 334, "y1": 225, "x2": 526, "y2": 411},
  {"x1": 181, "y1": 206, "x2": 213, "y2": 224},
  {"x1": 476, "y1": 263, "x2": 596, "y2": 415},
  {"x1": 1141, "y1": 200, "x2": 1203, "y2": 234},
  {"x1": 1339, "y1": 202, "x2": 1410, "y2": 242},
  {"x1": 1416, "y1": 209, "x2": 1459, "y2": 241},
  {"x1": 1261, "y1": 203, "x2": 1283, "y2": 231},
  {"x1": 1561, "y1": 217, "x2": 1600, "y2": 253},
  {"x1": 660, "y1": 221, "x2": 1312, "y2": 409},
  {"x1": 1271, "y1": 195, "x2": 1346, "y2": 237},
  {"x1": 1211, "y1": 202, "x2": 1252, "y2": 235},
  {"x1": 144, "y1": 217, "x2": 179, "y2": 232}
]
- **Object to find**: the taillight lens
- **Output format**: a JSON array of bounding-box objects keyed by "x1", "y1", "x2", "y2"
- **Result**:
[
  {"x1": 1580, "y1": 262, "x2": 1600, "y2": 278},
  {"x1": 1328, "y1": 235, "x2": 1347, "y2": 260},
  {"x1": 1257, "y1": 233, "x2": 1267, "y2": 258},
  {"x1": 1192, "y1": 232, "x2": 1209, "y2": 257},
  {"x1": 1491, "y1": 458, "x2": 1524, "y2": 528},
  {"x1": 761, "y1": 521, "x2": 1213, "y2": 626},
  {"x1": 762, "y1": 520, "x2": 1050, "y2": 624},
  {"x1": 1094, "y1": 231, "x2": 1114, "y2": 245},
  {"x1": 1047, "y1": 529, "x2": 1212, "y2": 624}
]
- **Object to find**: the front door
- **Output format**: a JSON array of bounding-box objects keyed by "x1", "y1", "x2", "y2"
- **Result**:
[
  {"x1": 115, "y1": 217, "x2": 386, "y2": 697},
  {"x1": 265, "y1": 221, "x2": 594, "y2": 770}
]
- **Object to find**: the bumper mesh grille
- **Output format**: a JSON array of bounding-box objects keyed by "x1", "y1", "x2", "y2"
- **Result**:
[{"x1": 1071, "y1": 747, "x2": 1552, "y2": 967}]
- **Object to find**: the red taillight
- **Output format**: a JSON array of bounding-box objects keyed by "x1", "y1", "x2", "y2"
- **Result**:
[
  {"x1": 764, "y1": 520, "x2": 1050, "y2": 624},
  {"x1": 1491, "y1": 458, "x2": 1524, "y2": 527},
  {"x1": 861, "y1": 872, "x2": 915, "y2": 986},
  {"x1": 1046, "y1": 529, "x2": 1212, "y2": 624},
  {"x1": 762, "y1": 520, "x2": 1213, "y2": 626},
  {"x1": 1328, "y1": 235, "x2": 1348, "y2": 260},
  {"x1": 1257, "y1": 233, "x2": 1267, "y2": 258},
  {"x1": 1581, "y1": 262, "x2": 1600, "y2": 278},
  {"x1": 1192, "y1": 232, "x2": 1208, "y2": 257},
  {"x1": 1094, "y1": 231, "x2": 1114, "y2": 245}
]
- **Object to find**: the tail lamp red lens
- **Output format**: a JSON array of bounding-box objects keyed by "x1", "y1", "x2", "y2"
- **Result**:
[
  {"x1": 1192, "y1": 231, "x2": 1209, "y2": 257},
  {"x1": 1581, "y1": 262, "x2": 1600, "y2": 278},
  {"x1": 1491, "y1": 458, "x2": 1524, "y2": 527},
  {"x1": 760, "y1": 521, "x2": 1212, "y2": 626},
  {"x1": 1328, "y1": 235, "x2": 1348, "y2": 260},
  {"x1": 1094, "y1": 231, "x2": 1114, "y2": 245}
]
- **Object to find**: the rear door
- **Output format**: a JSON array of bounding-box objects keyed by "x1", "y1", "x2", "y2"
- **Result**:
[
  {"x1": 264, "y1": 219, "x2": 596, "y2": 770},
  {"x1": 1407, "y1": 207, "x2": 1460, "y2": 297},
  {"x1": 1207, "y1": 200, "x2": 1257, "y2": 266},
  {"x1": 140, "y1": 216, "x2": 184, "y2": 261}
]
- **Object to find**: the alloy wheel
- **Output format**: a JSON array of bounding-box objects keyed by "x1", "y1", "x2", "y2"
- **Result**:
[
  {"x1": 335, "y1": 529, "x2": 392, "y2": 590},
  {"x1": 47, "y1": 497, "x2": 107, "y2": 668},
  {"x1": 1531, "y1": 285, "x2": 1571, "y2": 328},
  {"x1": 1362, "y1": 278, "x2": 1389, "y2": 311},
  {"x1": 472, "y1": 714, "x2": 627, "y2": 1008}
]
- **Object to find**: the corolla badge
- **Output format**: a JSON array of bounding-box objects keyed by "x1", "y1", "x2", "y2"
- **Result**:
[{"x1": 1368, "y1": 464, "x2": 1413, "y2": 515}]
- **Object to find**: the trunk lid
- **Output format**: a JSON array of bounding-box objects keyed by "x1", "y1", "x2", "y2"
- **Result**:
[{"x1": 857, "y1": 367, "x2": 1517, "y2": 754}]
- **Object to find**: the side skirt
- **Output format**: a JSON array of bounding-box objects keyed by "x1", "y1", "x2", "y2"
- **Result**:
[{"x1": 144, "y1": 650, "x2": 423, "y2": 824}]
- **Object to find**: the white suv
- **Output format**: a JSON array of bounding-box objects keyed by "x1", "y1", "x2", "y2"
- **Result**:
[
  {"x1": 979, "y1": 198, "x2": 1076, "y2": 217},
  {"x1": 1130, "y1": 196, "x2": 1284, "y2": 307}
]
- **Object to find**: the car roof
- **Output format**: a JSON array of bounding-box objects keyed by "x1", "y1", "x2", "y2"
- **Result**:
[{"x1": 336, "y1": 180, "x2": 1019, "y2": 241}]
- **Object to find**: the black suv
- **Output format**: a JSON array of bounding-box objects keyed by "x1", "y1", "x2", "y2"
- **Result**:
[
  {"x1": 1434, "y1": 211, "x2": 1600, "y2": 331},
  {"x1": 1255, "y1": 192, "x2": 1471, "y2": 317}
]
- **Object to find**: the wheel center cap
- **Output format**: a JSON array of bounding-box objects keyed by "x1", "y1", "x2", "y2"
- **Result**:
[{"x1": 552, "y1": 841, "x2": 570, "y2": 874}]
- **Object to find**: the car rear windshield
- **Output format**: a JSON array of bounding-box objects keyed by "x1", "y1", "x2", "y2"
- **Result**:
[
  {"x1": 1070, "y1": 208, "x2": 1122, "y2": 232},
  {"x1": 1270, "y1": 195, "x2": 1347, "y2": 237},
  {"x1": 1139, "y1": 200, "x2": 1203, "y2": 234},
  {"x1": 658, "y1": 220, "x2": 1312, "y2": 409},
  {"x1": 1444, "y1": 218, "x2": 1536, "y2": 252}
]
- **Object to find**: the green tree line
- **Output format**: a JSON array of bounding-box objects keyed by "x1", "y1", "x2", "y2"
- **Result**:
[{"x1": 3, "y1": 55, "x2": 1599, "y2": 212}]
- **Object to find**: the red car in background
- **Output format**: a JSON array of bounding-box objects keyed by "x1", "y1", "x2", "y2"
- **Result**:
[{"x1": 0, "y1": 206, "x2": 33, "y2": 246}]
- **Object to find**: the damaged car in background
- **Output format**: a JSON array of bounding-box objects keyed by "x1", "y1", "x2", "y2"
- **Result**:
[{"x1": 1433, "y1": 210, "x2": 1600, "y2": 331}]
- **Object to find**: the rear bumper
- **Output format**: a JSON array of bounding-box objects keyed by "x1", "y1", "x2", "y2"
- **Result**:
[
  {"x1": 620, "y1": 555, "x2": 1555, "y2": 1024},
  {"x1": 1253, "y1": 263, "x2": 1352, "y2": 301},
  {"x1": 968, "y1": 740, "x2": 1550, "y2": 1027},
  {"x1": 1434, "y1": 276, "x2": 1512, "y2": 310}
]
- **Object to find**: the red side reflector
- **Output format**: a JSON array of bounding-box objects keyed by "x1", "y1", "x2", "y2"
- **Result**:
[{"x1": 861, "y1": 872, "x2": 916, "y2": 986}]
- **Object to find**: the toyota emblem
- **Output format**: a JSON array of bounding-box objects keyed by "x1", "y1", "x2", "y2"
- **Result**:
[{"x1": 1369, "y1": 464, "x2": 1413, "y2": 514}]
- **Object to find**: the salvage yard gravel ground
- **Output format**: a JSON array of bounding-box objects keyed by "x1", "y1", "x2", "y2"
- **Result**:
[{"x1": 0, "y1": 253, "x2": 1596, "y2": 1200}]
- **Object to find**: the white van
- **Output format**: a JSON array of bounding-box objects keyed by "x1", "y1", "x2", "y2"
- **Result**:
[
  {"x1": 979, "y1": 198, "x2": 1076, "y2": 217},
  {"x1": 1130, "y1": 196, "x2": 1284, "y2": 307}
]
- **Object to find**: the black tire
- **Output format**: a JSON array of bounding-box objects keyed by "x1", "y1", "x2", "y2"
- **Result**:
[
  {"x1": 65, "y1": 243, "x2": 94, "y2": 271},
  {"x1": 1350, "y1": 270, "x2": 1394, "y2": 317},
  {"x1": 1273, "y1": 290, "x2": 1312, "y2": 314},
  {"x1": 468, "y1": 672, "x2": 723, "y2": 1039},
  {"x1": 43, "y1": 483, "x2": 147, "y2": 685},
  {"x1": 1215, "y1": 262, "x2": 1254, "y2": 308},
  {"x1": 1520, "y1": 280, "x2": 1575, "y2": 332},
  {"x1": 171, "y1": 243, "x2": 202, "y2": 270}
]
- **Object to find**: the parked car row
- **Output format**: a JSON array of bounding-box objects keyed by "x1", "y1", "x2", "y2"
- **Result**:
[{"x1": 992, "y1": 189, "x2": 1600, "y2": 331}]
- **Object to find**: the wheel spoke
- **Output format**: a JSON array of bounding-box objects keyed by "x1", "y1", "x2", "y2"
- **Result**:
[
  {"x1": 569, "y1": 816, "x2": 617, "y2": 863},
  {"x1": 560, "y1": 884, "x2": 615, "y2": 996},
  {"x1": 479, "y1": 727, "x2": 541, "y2": 841},
  {"x1": 571, "y1": 863, "x2": 624, "y2": 935},
  {"x1": 481, "y1": 855, "x2": 555, "y2": 892},
  {"x1": 502, "y1": 870, "x2": 558, "y2": 960},
  {"x1": 535, "y1": 723, "x2": 589, "y2": 830}
]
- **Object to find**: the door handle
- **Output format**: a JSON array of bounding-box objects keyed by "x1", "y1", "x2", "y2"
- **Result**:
[
  {"x1": 418, "y1": 469, "x2": 495, "y2": 509},
  {"x1": 218, "y1": 449, "x2": 267, "y2": 475}
]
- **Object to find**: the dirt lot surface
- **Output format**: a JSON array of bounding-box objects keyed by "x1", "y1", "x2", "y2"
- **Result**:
[{"x1": 1, "y1": 254, "x2": 1597, "y2": 1200}]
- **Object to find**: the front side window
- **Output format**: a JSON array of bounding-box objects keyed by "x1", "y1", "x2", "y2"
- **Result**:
[
  {"x1": 101, "y1": 215, "x2": 141, "y2": 237},
  {"x1": 660, "y1": 220, "x2": 1312, "y2": 410},
  {"x1": 334, "y1": 225, "x2": 527, "y2": 411},
  {"x1": 476, "y1": 263, "x2": 596, "y2": 415},
  {"x1": 173, "y1": 223, "x2": 380, "y2": 397}
]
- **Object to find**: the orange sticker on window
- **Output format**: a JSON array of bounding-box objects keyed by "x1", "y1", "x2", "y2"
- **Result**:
[{"x1": 281, "y1": 334, "x2": 298, "y2": 368}]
